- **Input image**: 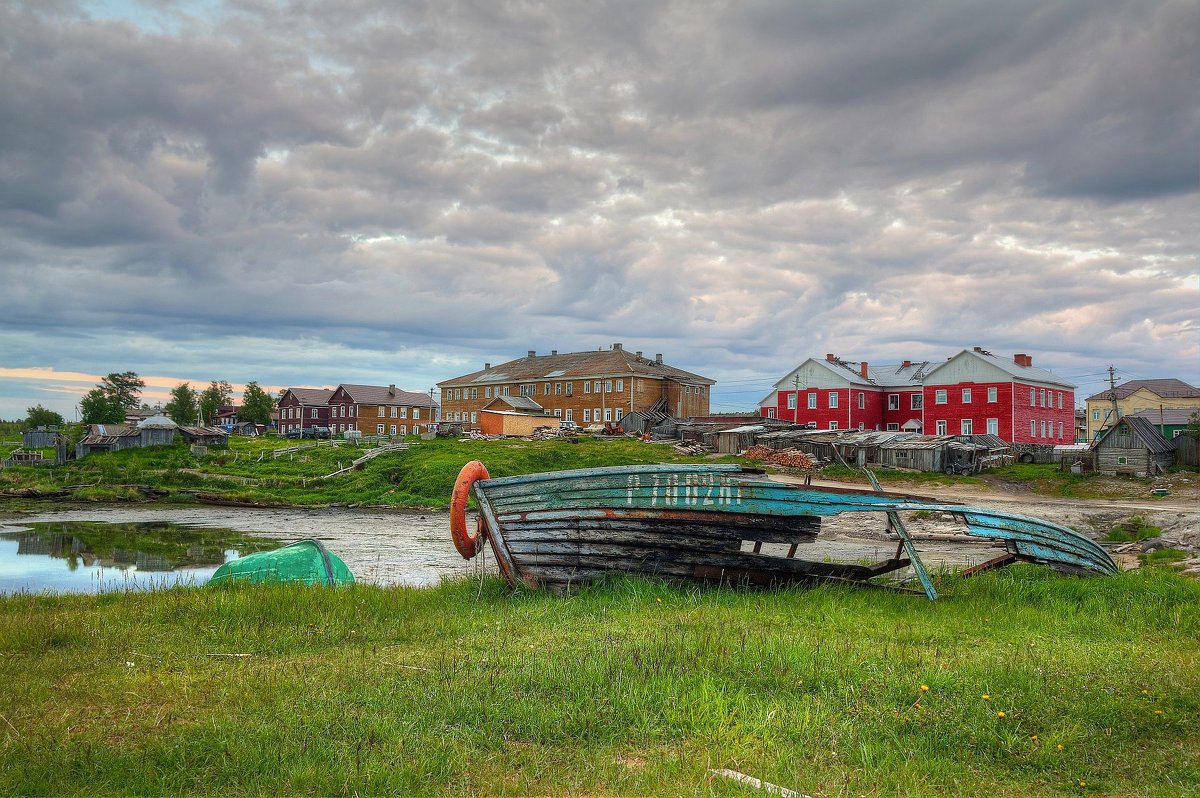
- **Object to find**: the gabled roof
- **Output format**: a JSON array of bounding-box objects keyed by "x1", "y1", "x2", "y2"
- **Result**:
[
  {"x1": 439, "y1": 347, "x2": 714, "y2": 387},
  {"x1": 1093, "y1": 416, "x2": 1175, "y2": 455},
  {"x1": 923, "y1": 349, "x2": 1075, "y2": 388},
  {"x1": 335, "y1": 384, "x2": 438, "y2": 408},
  {"x1": 1085, "y1": 378, "x2": 1200, "y2": 402},
  {"x1": 1129, "y1": 408, "x2": 1198, "y2": 426},
  {"x1": 482, "y1": 395, "x2": 546, "y2": 413},
  {"x1": 281, "y1": 387, "x2": 334, "y2": 405},
  {"x1": 768, "y1": 357, "x2": 926, "y2": 392}
]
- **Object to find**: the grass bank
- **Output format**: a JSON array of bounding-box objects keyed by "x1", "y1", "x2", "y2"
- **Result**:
[{"x1": 0, "y1": 568, "x2": 1196, "y2": 796}]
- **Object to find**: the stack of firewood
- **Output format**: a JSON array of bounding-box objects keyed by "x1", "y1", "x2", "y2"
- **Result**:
[
  {"x1": 741, "y1": 445, "x2": 815, "y2": 469},
  {"x1": 674, "y1": 443, "x2": 708, "y2": 455}
]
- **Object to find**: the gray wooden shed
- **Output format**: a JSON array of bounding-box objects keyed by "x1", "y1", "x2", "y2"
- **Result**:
[{"x1": 1091, "y1": 416, "x2": 1174, "y2": 476}]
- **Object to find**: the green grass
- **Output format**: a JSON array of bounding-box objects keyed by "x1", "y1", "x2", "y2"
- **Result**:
[
  {"x1": 0, "y1": 568, "x2": 1196, "y2": 796},
  {"x1": 1140, "y1": 548, "x2": 1190, "y2": 567},
  {"x1": 1104, "y1": 516, "x2": 1164, "y2": 543},
  {"x1": 0, "y1": 436, "x2": 742, "y2": 510}
]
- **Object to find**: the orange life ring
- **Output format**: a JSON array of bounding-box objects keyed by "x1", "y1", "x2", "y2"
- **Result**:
[{"x1": 450, "y1": 460, "x2": 490, "y2": 559}]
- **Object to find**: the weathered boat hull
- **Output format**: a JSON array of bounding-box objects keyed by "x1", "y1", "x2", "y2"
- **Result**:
[
  {"x1": 208, "y1": 539, "x2": 354, "y2": 587},
  {"x1": 453, "y1": 462, "x2": 1117, "y2": 594}
]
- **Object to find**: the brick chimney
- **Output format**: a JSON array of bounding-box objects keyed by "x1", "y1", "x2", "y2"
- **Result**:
[
  {"x1": 1014, "y1": 353, "x2": 1033, "y2": 367},
  {"x1": 635, "y1": 351, "x2": 642, "y2": 358},
  {"x1": 551, "y1": 350, "x2": 558, "y2": 356},
  {"x1": 527, "y1": 350, "x2": 536, "y2": 358},
  {"x1": 655, "y1": 353, "x2": 663, "y2": 364},
  {"x1": 388, "y1": 384, "x2": 396, "y2": 396},
  {"x1": 826, "y1": 353, "x2": 836, "y2": 362},
  {"x1": 973, "y1": 346, "x2": 983, "y2": 353},
  {"x1": 901, "y1": 360, "x2": 912, "y2": 369},
  {"x1": 484, "y1": 363, "x2": 491, "y2": 370},
  {"x1": 612, "y1": 342, "x2": 623, "y2": 350},
  {"x1": 859, "y1": 362, "x2": 869, "y2": 379}
]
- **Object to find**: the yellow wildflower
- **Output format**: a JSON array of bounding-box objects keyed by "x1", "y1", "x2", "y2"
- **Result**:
[
  {"x1": 982, "y1": 693, "x2": 991, "y2": 701},
  {"x1": 919, "y1": 684, "x2": 929, "y2": 692},
  {"x1": 996, "y1": 711, "x2": 1006, "y2": 718}
]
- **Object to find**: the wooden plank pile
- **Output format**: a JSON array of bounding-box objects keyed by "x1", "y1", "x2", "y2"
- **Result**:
[{"x1": 742, "y1": 445, "x2": 816, "y2": 469}]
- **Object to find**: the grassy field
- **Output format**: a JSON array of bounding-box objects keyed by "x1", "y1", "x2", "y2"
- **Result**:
[
  {"x1": 3, "y1": 435, "x2": 1186, "y2": 511},
  {"x1": 0, "y1": 568, "x2": 1196, "y2": 796}
]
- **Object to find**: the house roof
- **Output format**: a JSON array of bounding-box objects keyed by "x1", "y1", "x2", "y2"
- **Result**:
[
  {"x1": 767, "y1": 357, "x2": 935, "y2": 394},
  {"x1": 1085, "y1": 378, "x2": 1200, "y2": 402},
  {"x1": 336, "y1": 384, "x2": 438, "y2": 408},
  {"x1": 438, "y1": 347, "x2": 714, "y2": 387},
  {"x1": 283, "y1": 387, "x2": 335, "y2": 405},
  {"x1": 1129, "y1": 408, "x2": 1197, "y2": 426},
  {"x1": 923, "y1": 349, "x2": 1075, "y2": 388},
  {"x1": 482, "y1": 395, "x2": 546, "y2": 412},
  {"x1": 1093, "y1": 416, "x2": 1175, "y2": 455}
]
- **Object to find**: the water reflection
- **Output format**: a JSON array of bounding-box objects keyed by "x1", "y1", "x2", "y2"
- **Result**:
[{"x1": 0, "y1": 521, "x2": 278, "y2": 595}]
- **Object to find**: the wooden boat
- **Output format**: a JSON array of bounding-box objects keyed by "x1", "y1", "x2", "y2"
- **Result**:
[
  {"x1": 208, "y1": 539, "x2": 354, "y2": 586},
  {"x1": 449, "y1": 461, "x2": 1117, "y2": 598}
]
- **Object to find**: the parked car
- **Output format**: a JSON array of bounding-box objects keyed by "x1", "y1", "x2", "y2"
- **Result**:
[
  {"x1": 285, "y1": 427, "x2": 328, "y2": 439},
  {"x1": 559, "y1": 420, "x2": 581, "y2": 432}
]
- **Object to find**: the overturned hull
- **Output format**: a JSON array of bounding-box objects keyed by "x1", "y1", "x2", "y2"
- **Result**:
[{"x1": 450, "y1": 462, "x2": 1117, "y2": 596}]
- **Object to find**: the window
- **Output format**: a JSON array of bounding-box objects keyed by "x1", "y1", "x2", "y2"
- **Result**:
[
  {"x1": 935, "y1": 389, "x2": 947, "y2": 404},
  {"x1": 614, "y1": 409, "x2": 623, "y2": 421},
  {"x1": 502, "y1": 387, "x2": 510, "y2": 396},
  {"x1": 807, "y1": 393, "x2": 817, "y2": 409},
  {"x1": 398, "y1": 407, "x2": 407, "y2": 419},
  {"x1": 1031, "y1": 420, "x2": 1037, "y2": 437},
  {"x1": 787, "y1": 394, "x2": 797, "y2": 409},
  {"x1": 766, "y1": 408, "x2": 776, "y2": 418},
  {"x1": 829, "y1": 421, "x2": 838, "y2": 430},
  {"x1": 987, "y1": 418, "x2": 998, "y2": 435},
  {"x1": 400, "y1": 425, "x2": 407, "y2": 435},
  {"x1": 1031, "y1": 388, "x2": 1036, "y2": 406},
  {"x1": 378, "y1": 405, "x2": 386, "y2": 417},
  {"x1": 583, "y1": 410, "x2": 591, "y2": 422},
  {"x1": 962, "y1": 388, "x2": 972, "y2": 404},
  {"x1": 594, "y1": 381, "x2": 602, "y2": 393},
  {"x1": 553, "y1": 409, "x2": 562, "y2": 417},
  {"x1": 555, "y1": 383, "x2": 562, "y2": 395},
  {"x1": 828, "y1": 392, "x2": 838, "y2": 409},
  {"x1": 1116, "y1": 455, "x2": 1128, "y2": 466},
  {"x1": 604, "y1": 409, "x2": 612, "y2": 421},
  {"x1": 521, "y1": 385, "x2": 535, "y2": 397},
  {"x1": 1041, "y1": 420, "x2": 1047, "y2": 438},
  {"x1": 858, "y1": 422, "x2": 864, "y2": 430},
  {"x1": 390, "y1": 406, "x2": 398, "y2": 418},
  {"x1": 471, "y1": 412, "x2": 478, "y2": 423},
  {"x1": 485, "y1": 387, "x2": 492, "y2": 398},
  {"x1": 413, "y1": 408, "x2": 420, "y2": 419},
  {"x1": 1092, "y1": 409, "x2": 1100, "y2": 420},
  {"x1": 390, "y1": 424, "x2": 397, "y2": 435},
  {"x1": 857, "y1": 392, "x2": 865, "y2": 409},
  {"x1": 1058, "y1": 393, "x2": 1063, "y2": 409},
  {"x1": 988, "y1": 387, "x2": 997, "y2": 403},
  {"x1": 911, "y1": 395, "x2": 923, "y2": 409},
  {"x1": 961, "y1": 419, "x2": 973, "y2": 435},
  {"x1": 311, "y1": 408, "x2": 318, "y2": 418},
  {"x1": 888, "y1": 394, "x2": 899, "y2": 410},
  {"x1": 376, "y1": 424, "x2": 385, "y2": 434},
  {"x1": 887, "y1": 423, "x2": 899, "y2": 431},
  {"x1": 565, "y1": 409, "x2": 573, "y2": 421},
  {"x1": 584, "y1": 382, "x2": 591, "y2": 394},
  {"x1": 936, "y1": 420, "x2": 947, "y2": 435},
  {"x1": 616, "y1": 379, "x2": 623, "y2": 391},
  {"x1": 604, "y1": 380, "x2": 612, "y2": 392},
  {"x1": 595, "y1": 407, "x2": 601, "y2": 421},
  {"x1": 565, "y1": 383, "x2": 573, "y2": 396},
  {"x1": 544, "y1": 383, "x2": 550, "y2": 395}
]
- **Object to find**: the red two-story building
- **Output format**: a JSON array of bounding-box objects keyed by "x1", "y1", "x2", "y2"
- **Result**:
[{"x1": 760, "y1": 348, "x2": 1075, "y2": 445}]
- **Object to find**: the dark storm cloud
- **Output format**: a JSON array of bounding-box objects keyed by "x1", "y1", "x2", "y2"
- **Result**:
[{"x1": 0, "y1": 0, "x2": 1195, "y2": 419}]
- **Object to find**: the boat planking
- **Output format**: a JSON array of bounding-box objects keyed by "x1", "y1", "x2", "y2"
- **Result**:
[{"x1": 449, "y1": 461, "x2": 1118, "y2": 597}]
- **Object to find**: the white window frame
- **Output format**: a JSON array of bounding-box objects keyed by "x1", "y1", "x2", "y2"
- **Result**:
[
  {"x1": 390, "y1": 424, "x2": 397, "y2": 435},
  {"x1": 787, "y1": 394, "x2": 797, "y2": 409},
  {"x1": 987, "y1": 418, "x2": 998, "y2": 435},
  {"x1": 828, "y1": 392, "x2": 838, "y2": 409},
  {"x1": 583, "y1": 409, "x2": 591, "y2": 422},
  {"x1": 886, "y1": 423, "x2": 899, "y2": 431},
  {"x1": 807, "y1": 393, "x2": 817, "y2": 409},
  {"x1": 828, "y1": 421, "x2": 838, "y2": 430},
  {"x1": 584, "y1": 382, "x2": 591, "y2": 394},
  {"x1": 616, "y1": 379, "x2": 623, "y2": 391},
  {"x1": 888, "y1": 394, "x2": 899, "y2": 410},
  {"x1": 470, "y1": 412, "x2": 478, "y2": 423},
  {"x1": 961, "y1": 419, "x2": 973, "y2": 435},
  {"x1": 935, "y1": 389, "x2": 947, "y2": 405},
  {"x1": 988, "y1": 387, "x2": 997, "y2": 403},
  {"x1": 1031, "y1": 420, "x2": 1037, "y2": 437},
  {"x1": 376, "y1": 424, "x2": 385, "y2": 434},
  {"x1": 962, "y1": 388, "x2": 972, "y2": 404},
  {"x1": 936, "y1": 420, "x2": 947, "y2": 435},
  {"x1": 912, "y1": 394, "x2": 923, "y2": 409},
  {"x1": 857, "y1": 392, "x2": 865, "y2": 409},
  {"x1": 565, "y1": 409, "x2": 573, "y2": 421}
]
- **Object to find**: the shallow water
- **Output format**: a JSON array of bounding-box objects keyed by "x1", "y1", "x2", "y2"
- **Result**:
[{"x1": 0, "y1": 507, "x2": 492, "y2": 595}]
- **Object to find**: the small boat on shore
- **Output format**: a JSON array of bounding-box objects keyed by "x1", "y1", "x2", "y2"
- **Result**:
[
  {"x1": 449, "y1": 461, "x2": 1117, "y2": 598},
  {"x1": 208, "y1": 539, "x2": 354, "y2": 586}
]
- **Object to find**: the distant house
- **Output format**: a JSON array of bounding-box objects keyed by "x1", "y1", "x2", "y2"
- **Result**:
[
  {"x1": 75, "y1": 415, "x2": 180, "y2": 459},
  {"x1": 277, "y1": 388, "x2": 334, "y2": 436},
  {"x1": 178, "y1": 426, "x2": 230, "y2": 447},
  {"x1": 327, "y1": 384, "x2": 439, "y2": 437},
  {"x1": 1091, "y1": 416, "x2": 1174, "y2": 477},
  {"x1": 438, "y1": 343, "x2": 714, "y2": 431},
  {"x1": 478, "y1": 395, "x2": 555, "y2": 436},
  {"x1": 760, "y1": 347, "x2": 1075, "y2": 445},
  {"x1": 1128, "y1": 408, "x2": 1197, "y2": 440},
  {"x1": 1084, "y1": 378, "x2": 1200, "y2": 442}
]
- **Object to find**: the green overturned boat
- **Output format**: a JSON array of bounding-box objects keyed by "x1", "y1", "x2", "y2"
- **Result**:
[{"x1": 208, "y1": 539, "x2": 354, "y2": 586}]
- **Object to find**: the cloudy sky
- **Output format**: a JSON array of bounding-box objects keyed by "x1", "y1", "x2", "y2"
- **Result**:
[{"x1": 1, "y1": 0, "x2": 1196, "y2": 421}]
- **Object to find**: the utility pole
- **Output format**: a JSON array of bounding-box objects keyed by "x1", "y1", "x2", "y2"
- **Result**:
[
  {"x1": 793, "y1": 375, "x2": 800, "y2": 423},
  {"x1": 1102, "y1": 365, "x2": 1120, "y2": 439}
]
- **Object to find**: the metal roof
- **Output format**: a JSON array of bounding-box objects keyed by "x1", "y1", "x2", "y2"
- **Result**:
[
  {"x1": 1085, "y1": 378, "x2": 1199, "y2": 402},
  {"x1": 441, "y1": 347, "x2": 715, "y2": 387}
]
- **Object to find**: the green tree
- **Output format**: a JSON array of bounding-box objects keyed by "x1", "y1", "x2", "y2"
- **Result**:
[
  {"x1": 198, "y1": 380, "x2": 233, "y2": 425},
  {"x1": 25, "y1": 405, "x2": 65, "y2": 428},
  {"x1": 99, "y1": 372, "x2": 145, "y2": 410},
  {"x1": 163, "y1": 383, "x2": 199, "y2": 426},
  {"x1": 79, "y1": 388, "x2": 125, "y2": 424},
  {"x1": 240, "y1": 381, "x2": 275, "y2": 425}
]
